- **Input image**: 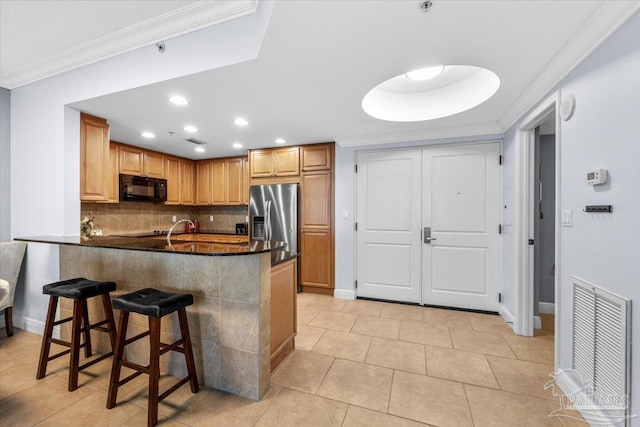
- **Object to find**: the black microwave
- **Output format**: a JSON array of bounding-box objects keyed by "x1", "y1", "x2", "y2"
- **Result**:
[{"x1": 119, "y1": 174, "x2": 167, "y2": 203}]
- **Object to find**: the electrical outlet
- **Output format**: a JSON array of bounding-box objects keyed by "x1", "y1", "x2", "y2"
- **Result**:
[
  {"x1": 209, "y1": 215, "x2": 214, "y2": 222},
  {"x1": 172, "y1": 215, "x2": 177, "y2": 222}
]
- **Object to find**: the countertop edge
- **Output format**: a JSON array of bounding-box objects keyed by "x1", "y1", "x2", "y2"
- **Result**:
[{"x1": 14, "y1": 236, "x2": 285, "y2": 257}]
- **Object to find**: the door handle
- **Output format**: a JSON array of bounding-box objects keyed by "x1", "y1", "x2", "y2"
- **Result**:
[{"x1": 424, "y1": 227, "x2": 437, "y2": 244}]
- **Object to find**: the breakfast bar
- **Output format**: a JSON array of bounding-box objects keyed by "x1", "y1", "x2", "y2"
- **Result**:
[{"x1": 16, "y1": 235, "x2": 294, "y2": 401}]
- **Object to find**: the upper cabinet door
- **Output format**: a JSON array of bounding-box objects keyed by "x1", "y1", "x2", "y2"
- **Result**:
[
  {"x1": 195, "y1": 160, "x2": 212, "y2": 205},
  {"x1": 301, "y1": 144, "x2": 332, "y2": 171},
  {"x1": 144, "y1": 151, "x2": 165, "y2": 178},
  {"x1": 226, "y1": 157, "x2": 244, "y2": 205},
  {"x1": 181, "y1": 160, "x2": 195, "y2": 205},
  {"x1": 211, "y1": 159, "x2": 226, "y2": 205},
  {"x1": 273, "y1": 147, "x2": 300, "y2": 176},
  {"x1": 80, "y1": 113, "x2": 110, "y2": 201},
  {"x1": 164, "y1": 156, "x2": 181, "y2": 205},
  {"x1": 250, "y1": 150, "x2": 273, "y2": 178},
  {"x1": 242, "y1": 157, "x2": 250, "y2": 205},
  {"x1": 118, "y1": 145, "x2": 144, "y2": 175}
]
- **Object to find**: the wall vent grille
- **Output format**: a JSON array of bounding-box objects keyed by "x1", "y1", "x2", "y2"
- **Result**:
[{"x1": 571, "y1": 276, "x2": 631, "y2": 424}]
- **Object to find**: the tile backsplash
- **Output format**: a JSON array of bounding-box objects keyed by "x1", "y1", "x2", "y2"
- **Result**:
[{"x1": 81, "y1": 202, "x2": 248, "y2": 235}]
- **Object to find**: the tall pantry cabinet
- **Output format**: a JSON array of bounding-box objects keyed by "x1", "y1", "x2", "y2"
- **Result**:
[
  {"x1": 249, "y1": 142, "x2": 335, "y2": 294},
  {"x1": 299, "y1": 144, "x2": 334, "y2": 293}
]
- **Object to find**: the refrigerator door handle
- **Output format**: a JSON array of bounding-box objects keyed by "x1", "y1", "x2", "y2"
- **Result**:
[{"x1": 266, "y1": 200, "x2": 272, "y2": 241}]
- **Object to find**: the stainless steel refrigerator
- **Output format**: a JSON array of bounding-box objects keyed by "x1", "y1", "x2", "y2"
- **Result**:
[{"x1": 249, "y1": 183, "x2": 298, "y2": 253}]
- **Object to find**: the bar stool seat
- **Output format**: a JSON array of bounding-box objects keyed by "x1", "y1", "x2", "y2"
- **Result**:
[
  {"x1": 107, "y1": 288, "x2": 199, "y2": 427},
  {"x1": 37, "y1": 277, "x2": 117, "y2": 392}
]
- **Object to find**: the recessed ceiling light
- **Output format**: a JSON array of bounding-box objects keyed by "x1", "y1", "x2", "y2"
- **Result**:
[
  {"x1": 362, "y1": 65, "x2": 500, "y2": 122},
  {"x1": 232, "y1": 142, "x2": 243, "y2": 149},
  {"x1": 195, "y1": 147, "x2": 205, "y2": 153},
  {"x1": 184, "y1": 125, "x2": 198, "y2": 133},
  {"x1": 275, "y1": 138, "x2": 286, "y2": 144},
  {"x1": 141, "y1": 132, "x2": 155, "y2": 138},
  {"x1": 234, "y1": 117, "x2": 248, "y2": 126},
  {"x1": 405, "y1": 65, "x2": 445, "y2": 81},
  {"x1": 169, "y1": 96, "x2": 188, "y2": 105}
]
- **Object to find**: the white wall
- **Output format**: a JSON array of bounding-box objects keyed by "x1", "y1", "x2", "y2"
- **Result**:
[
  {"x1": 501, "y1": 11, "x2": 640, "y2": 423},
  {"x1": 0, "y1": 87, "x2": 10, "y2": 241},
  {"x1": 8, "y1": 2, "x2": 274, "y2": 332}
]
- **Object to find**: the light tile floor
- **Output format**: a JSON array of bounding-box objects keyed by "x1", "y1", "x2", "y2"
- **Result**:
[{"x1": 0, "y1": 293, "x2": 587, "y2": 426}]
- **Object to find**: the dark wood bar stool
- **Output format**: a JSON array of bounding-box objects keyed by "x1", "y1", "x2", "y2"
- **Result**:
[
  {"x1": 107, "y1": 288, "x2": 199, "y2": 427},
  {"x1": 36, "y1": 277, "x2": 117, "y2": 391}
]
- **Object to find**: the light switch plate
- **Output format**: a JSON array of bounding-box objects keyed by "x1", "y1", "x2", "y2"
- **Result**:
[{"x1": 562, "y1": 210, "x2": 572, "y2": 227}]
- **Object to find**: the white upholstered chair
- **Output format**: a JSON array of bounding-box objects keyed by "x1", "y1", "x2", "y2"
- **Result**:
[{"x1": 0, "y1": 241, "x2": 27, "y2": 336}]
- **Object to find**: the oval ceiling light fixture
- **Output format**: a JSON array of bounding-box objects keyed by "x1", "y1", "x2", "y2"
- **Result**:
[
  {"x1": 234, "y1": 117, "x2": 248, "y2": 126},
  {"x1": 195, "y1": 147, "x2": 205, "y2": 153},
  {"x1": 169, "y1": 95, "x2": 188, "y2": 105},
  {"x1": 362, "y1": 65, "x2": 500, "y2": 122},
  {"x1": 405, "y1": 65, "x2": 444, "y2": 81},
  {"x1": 141, "y1": 131, "x2": 155, "y2": 138},
  {"x1": 275, "y1": 138, "x2": 286, "y2": 144},
  {"x1": 184, "y1": 125, "x2": 198, "y2": 133},
  {"x1": 232, "y1": 142, "x2": 243, "y2": 149}
]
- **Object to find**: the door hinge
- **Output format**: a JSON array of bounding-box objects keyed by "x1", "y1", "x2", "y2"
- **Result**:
[
  {"x1": 528, "y1": 239, "x2": 535, "y2": 245},
  {"x1": 355, "y1": 280, "x2": 358, "y2": 289},
  {"x1": 498, "y1": 224, "x2": 502, "y2": 234},
  {"x1": 499, "y1": 155, "x2": 502, "y2": 165},
  {"x1": 354, "y1": 222, "x2": 358, "y2": 231},
  {"x1": 355, "y1": 164, "x2": 358, "y2": 173},
  {"x1": 498, "y1": 292, "x2": 502, "y2": 303}
]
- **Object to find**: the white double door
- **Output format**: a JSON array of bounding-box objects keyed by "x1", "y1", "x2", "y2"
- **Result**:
[{"x1": 355, "y1": 143, "x2": 500, "y2": 311}]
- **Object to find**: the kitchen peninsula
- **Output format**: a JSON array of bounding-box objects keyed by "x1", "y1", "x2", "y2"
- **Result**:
[{"x1": 16, "y1": 235, "x2": 297, "y2": 401}]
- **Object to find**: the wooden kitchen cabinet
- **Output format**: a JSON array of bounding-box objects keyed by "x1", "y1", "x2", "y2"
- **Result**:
[
  {"x1": 301, "y1": 143, "x2": 332, "y2": 171},
  {"x1": 180, "y1": 160, "x2": 195, "y2": 205},
  {"x1": 165, "y1": 156, "x2": 181, "y2": 205},
  {"x1": 101, "y1": 143, "x2": 119, "y2": 203},
  {"x1": 166, "y1": 157, "x2": 195, "y2": 206},
  {"x1": 211, "y1": 159, "x2": 226, "y2": 205},
  {"x1": 118, "y1": 145, "x2": 165, "y2": 178},
  {"x1": 299, "y1": 143, "x2": 334, "y2": 293},
  {"x1": 300, "y1": 230, "x2": 332, "y2": 290},
  {"x1": 80, "y1": 113, "x2": 110, "y2": 201},
  {"x1": 143, "y1": 151, "x2": 165, "y2": 178},
  {"x1": 118, "y1": 145, "x2": 144, "y2": 175},
  {"x1": 301, "y1": 171, "x2": 331, "y2": 229},
  {"x1": 242, "y1": 157, "x2": 250, "y2": 205},
  {"x1": 271, "y1": 257, "x2": 297, "y2": 371},
  {"x1": 195, "y1": 160, "x2": 212, "y2": 205},
  {"x1": 198, "y1": 157, "x2": 246, "y2": 206},
  {"x1": 249, "y1": 147, "x2": 300, "y2": 178}
]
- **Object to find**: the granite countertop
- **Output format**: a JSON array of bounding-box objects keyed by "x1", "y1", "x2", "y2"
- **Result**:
[{"x1": 15, "y1": 235, "x2": 283, "y2": 257}]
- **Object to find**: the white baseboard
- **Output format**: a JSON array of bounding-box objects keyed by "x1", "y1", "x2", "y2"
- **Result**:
[
  {"x1": 7, "y1": 315, "x2": 58, "y2": 338},
  {"x1": 539, "y1": 302, "x2": 555, "y2": 314},
  {"x1": 498, "y1": 305, "x2": 516, "y2": 333},
  {"x1": 333, "y1": 289, "x2": 355, "y2": 300},
  {"x1": 534, "y1": 315, "x2": 542, "y2": 330}
]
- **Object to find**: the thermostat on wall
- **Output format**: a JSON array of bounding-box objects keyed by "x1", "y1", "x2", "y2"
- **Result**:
[{"x1": 587, "y1": 169, "x2": 608, "y2": 185}]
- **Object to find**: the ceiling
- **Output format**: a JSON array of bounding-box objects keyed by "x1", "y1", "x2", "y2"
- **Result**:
[{"x1": 2, "y1": 1, "x2": 638, "y2": 160}]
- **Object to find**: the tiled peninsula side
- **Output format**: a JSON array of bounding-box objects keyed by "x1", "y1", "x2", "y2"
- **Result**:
[{"x1": 58, "y1": 245, "x2": 272, "y2": 401}]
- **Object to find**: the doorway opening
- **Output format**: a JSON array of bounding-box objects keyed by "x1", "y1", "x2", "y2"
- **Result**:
[
  {"x1": 513, "y1": 91, "x2": 560, "y2": 367},
  {"x1": 533, "y1": 116, "x2": 556, "y2": 332}
]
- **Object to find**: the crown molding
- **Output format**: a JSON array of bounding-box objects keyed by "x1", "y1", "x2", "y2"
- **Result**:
[
  {"x1": 335, "y1": 122, "x2": 504, "y2": 148},
  {"x1": 498, "y1": 1, "x2": 640, "y2": 131},
  {"x1": 1, "y1": 0, "x2": 258, "y2": 89}
]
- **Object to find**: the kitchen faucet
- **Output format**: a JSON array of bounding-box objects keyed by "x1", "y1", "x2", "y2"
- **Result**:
[{"x1": 167, "y1": 219, "x2": 194, "y2": 245}]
